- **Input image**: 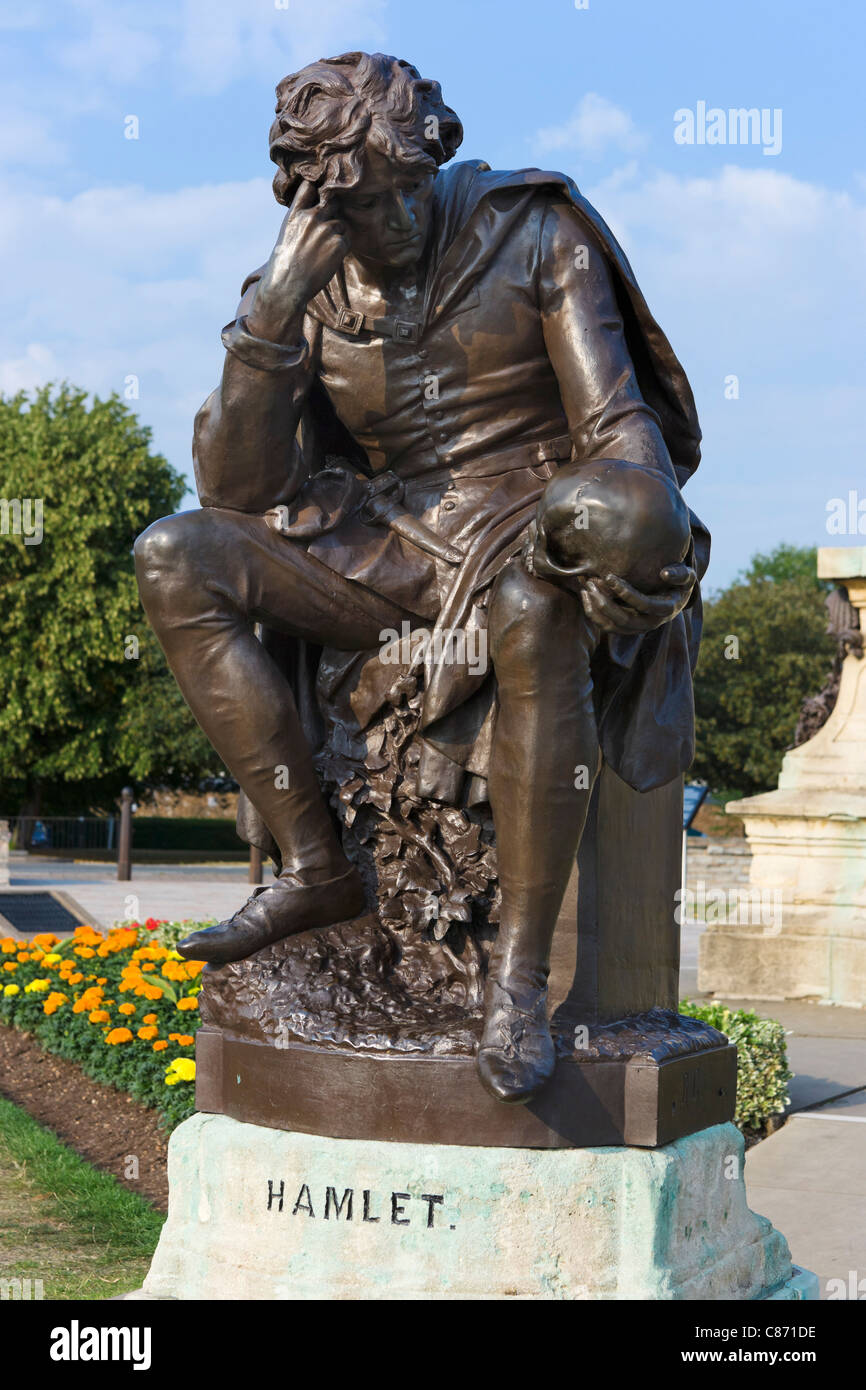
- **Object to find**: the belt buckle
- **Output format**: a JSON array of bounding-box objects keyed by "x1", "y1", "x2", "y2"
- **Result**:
[
  {"x1": 392, "y1": 318, "x2": 419, "y2": 343},
  {"x1": 337, "y1": 308, "x2": 364, "y2": 336}
]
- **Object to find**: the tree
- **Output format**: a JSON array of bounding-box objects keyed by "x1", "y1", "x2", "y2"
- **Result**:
[
  {"x1": 692, "y1": 546, "x2": 836, "y2": 797},
  {"x1": 0, "y1": 385, "x2": 219, "y2": 817},
  {"x1": 740, "y1": 542, "x2": 832, "y2": 593}
]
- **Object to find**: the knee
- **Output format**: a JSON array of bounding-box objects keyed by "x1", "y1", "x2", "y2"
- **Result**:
[
  {"x1": 133, "y1": 510, "x2": 214, "y2": 604},
  {"x1": 489, "y1": 559, "x2": 579, "y2": 661}
]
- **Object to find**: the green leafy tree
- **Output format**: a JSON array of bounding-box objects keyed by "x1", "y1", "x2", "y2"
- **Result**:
[
  {"x1": 0, "y1": 385, "x2": 217, "y2": 817},
  {"x1": 693, "y1": 546, "x2": 836, "y2": 796},
  {"x1": 740, "y1": 542, "x2": 832, "y2": 593}
]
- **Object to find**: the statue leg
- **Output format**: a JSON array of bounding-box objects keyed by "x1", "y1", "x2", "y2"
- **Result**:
[
  {"x1": 134, "y1": 507, "x2": 417, "y2": 964},
  {"x1": 481, "y1": 558, "x2": 601, "y2": 1103}
]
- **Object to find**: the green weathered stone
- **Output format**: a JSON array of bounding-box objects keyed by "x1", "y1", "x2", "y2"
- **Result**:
[{"x1": 139, "y1": 1115, "x2": 817, "y2": 1300}]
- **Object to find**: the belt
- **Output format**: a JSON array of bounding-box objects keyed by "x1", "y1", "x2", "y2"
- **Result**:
[{"x1": 358, "y1": 432, "x2": 573, "y2": 566}]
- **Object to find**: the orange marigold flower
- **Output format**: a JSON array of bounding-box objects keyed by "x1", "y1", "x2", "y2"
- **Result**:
[
  {"x1": 16, "y1": 952, "x2": 31, "y2": 963},
  {"x1": 73, "y1": 925, "x2": 103, "y2": 945},
  {"x1": 152, "y1": 1039, "x2": 168, "y2": 1052},
  {"x1": 1, "y1": 937, "x2": 19, "y2": 953},
  {"x1": 32, "y1": 933, "x2": 59, "y2": 951},
  {"x1": 68, "y1": 972, "x2": 83, "y2": 985},
  {"x1": 74, "y1": 946, "x2": 96, "y2": 958},
  {"x1": 177, "y1": 996, "x2": 198, "y2": 1012},
  {"x1": 117, "y1": 1002, "x2": 136, "y2": 1016},
  {"x1": 105, "y1": 1027, "x2": 133, "y2": 1045},
  {"x1": 142, "y1": 1013, "x2": 158, "y2": 1024},
  {"x1": 3, "y1": 961, "x2": 17, "y2": 973},
  {"x1": 89, "y1": 1010, "x2": 111, "y2": 1024},
  {"x1": 137, "y1": 1026, "x2": 158, "y2": 1040},
  {"x1": 185, "y1": 960, "x2": 205, "y2": 978},
  {"x1": 176, "y1": 1034, "x2": 195, "y2": 1046},
  {"x1": 144, "y1": 986, "x2": 163, "y2": 1001}
]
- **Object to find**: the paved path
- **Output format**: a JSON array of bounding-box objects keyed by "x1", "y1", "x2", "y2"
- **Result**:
[
  {"x1": 684, "y1": 918, "x2": 866, "y2": 1300},
  {"x1": 2, "y1": 853, "x2": 256, "y2": 929}
]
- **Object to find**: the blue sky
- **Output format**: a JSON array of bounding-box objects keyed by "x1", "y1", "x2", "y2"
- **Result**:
[{"x1": 1, "y1": 0, "x2": 863, "y2": 588}]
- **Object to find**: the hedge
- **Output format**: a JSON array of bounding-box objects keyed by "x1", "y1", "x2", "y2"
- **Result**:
[
  {"x1": 680, "y1": 999, "x2": 793, "y2": 1131},
  {"x1": 0, "y1": 920, "x2": 209, "y2": 1131}
]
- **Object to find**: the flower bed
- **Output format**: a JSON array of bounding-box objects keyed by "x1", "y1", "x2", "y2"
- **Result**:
[{"x1": 0, "y1": 920, "x2": 208, "y2": 1131}]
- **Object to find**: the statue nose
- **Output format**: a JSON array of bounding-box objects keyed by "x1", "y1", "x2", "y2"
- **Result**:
[{"x1": 388, "y1": 192, "x2": 414, "y2": 232}]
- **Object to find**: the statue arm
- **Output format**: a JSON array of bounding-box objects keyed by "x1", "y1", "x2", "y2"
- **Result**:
[
  {"x1": 537, "y1": 200, "x2": 677, "y2": 483},
  {"x1": 193, "y1": 273, "x2": 319, "y2": 512},
  {"x1": 535, "y1": 201, "x2": 696, "y2": 633}
]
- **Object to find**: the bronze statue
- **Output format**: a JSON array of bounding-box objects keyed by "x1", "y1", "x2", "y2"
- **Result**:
[{"x1": 135, "y1": 51, "x2": 708, "y2": 1108}]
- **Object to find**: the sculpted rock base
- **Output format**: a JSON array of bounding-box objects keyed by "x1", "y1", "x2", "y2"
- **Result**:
[{"x1": 137, "y1": 1114, "x2": 817, "y2": 1301}]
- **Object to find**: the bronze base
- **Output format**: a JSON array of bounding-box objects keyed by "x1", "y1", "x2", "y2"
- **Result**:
[{"x1": 195, "y1": 1025, "x2": 736, "y2": 1149}]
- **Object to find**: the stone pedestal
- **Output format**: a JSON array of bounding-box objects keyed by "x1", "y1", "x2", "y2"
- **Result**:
[
  {"x1": 700, "y1": 547, "x2": 866, "y2": 1004},
  {"x1": 136, "y1": 1114, "x2": 816, "y2": 1301}
]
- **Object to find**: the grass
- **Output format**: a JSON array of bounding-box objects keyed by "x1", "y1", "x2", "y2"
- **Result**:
[{"x1": 0, "y1": 1096, "x2": 164, "y2": 1300}]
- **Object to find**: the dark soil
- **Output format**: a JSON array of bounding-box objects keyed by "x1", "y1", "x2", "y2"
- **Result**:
[{"x1": 0, "y1": 1024, "x2": 168, "y2": 1210}]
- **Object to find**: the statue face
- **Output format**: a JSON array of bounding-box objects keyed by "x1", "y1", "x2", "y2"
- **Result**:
[{"x1": 337, "y1": 145, "x2": 435, "y2": 271}]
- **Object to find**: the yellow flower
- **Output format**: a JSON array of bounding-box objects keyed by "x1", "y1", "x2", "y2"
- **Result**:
[
  {"x1": 105, "y1": 1027, "x2": 133, "y2": 1045},
  {"x1": 42, "y1": 952, "x2": 62, "y2": 965},
  {"x1": 25, "y1": 978, "x2": 50, "y2": 993},
  {"x1": 164, "y1": 1057, "x2": 196, "y2": 1085},
  {"x1": 118, "y1": 1002, "x2": 136, "y2": 1016},
  {"x1": 3, "y1": 983, "x2": 19, "y2": 996},
  {"x1": 137, "y1": 1025, "x2": 158, "y2": 1040},
  {"x1": 177, "y1": 996, "x2": 198, "y2": 1012}
]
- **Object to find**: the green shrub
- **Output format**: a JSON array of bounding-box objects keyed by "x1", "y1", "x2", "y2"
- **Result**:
[{"x1": 681, "y1": 999, "x2": 792, "y2": 1130}]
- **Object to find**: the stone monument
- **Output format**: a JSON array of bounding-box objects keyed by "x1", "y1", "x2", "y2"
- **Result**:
[
  {"x1": 132, "y1": 51, "x2": 814, "y2": 1299},
  {"x1": 700, "y1": 546, "x2": 866, "y2": 1004}
]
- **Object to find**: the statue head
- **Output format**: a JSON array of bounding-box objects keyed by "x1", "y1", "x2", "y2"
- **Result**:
[{"x1": 268, "y1": 51, "x2": 462, "y2": 270}]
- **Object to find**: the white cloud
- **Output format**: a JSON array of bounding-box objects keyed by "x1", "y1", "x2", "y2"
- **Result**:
[
  {"x1": 0, "y1": 174, "x2": 283, "y2": 492},
  {"x1": 579, "y1": 162, "x2": 866, "y2": 581},
  {"x1": 0, "y1": 0, "x2": 387, "y2": 181},
  {"x1": 0, "y1": 145, "x2": 863, "y2": 583},
  {"x1": 534, "y1": 94, "x2": 648, "y2": 161}
]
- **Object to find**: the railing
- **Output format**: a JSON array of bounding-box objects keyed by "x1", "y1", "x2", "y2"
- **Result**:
[{"x1": 4, "y1": 815, "x2": 117, "y2": 853}]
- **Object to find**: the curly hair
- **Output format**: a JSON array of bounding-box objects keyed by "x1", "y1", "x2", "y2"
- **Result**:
[{"x1": 268, "y1": 51, "x2": 463, "y2": 206}]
